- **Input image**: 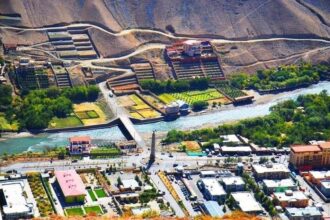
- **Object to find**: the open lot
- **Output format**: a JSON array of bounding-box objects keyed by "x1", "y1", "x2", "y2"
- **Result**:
[
  {"x1": 158, "y1": 89, "x2": 230, "y2": 105},
  {"x1": 118, "y1": 94, "x2": 161, "y2": 119},
  {"x1": 74, "y1": 102, "x2": 107, "y2": 126}
]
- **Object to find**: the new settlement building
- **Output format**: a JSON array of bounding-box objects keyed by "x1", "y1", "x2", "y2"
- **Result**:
[{"x1": 55, "y1": 170, "x2": 86, "y2": 203}]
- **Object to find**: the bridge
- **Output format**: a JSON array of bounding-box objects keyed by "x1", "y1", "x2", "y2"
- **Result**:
[{"x1": 118, "y1": 116, "x2": 146, "y2": 148}]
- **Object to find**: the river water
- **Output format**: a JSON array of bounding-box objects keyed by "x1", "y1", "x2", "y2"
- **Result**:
[{"x1": 1, "y1": 81, "x2": 329, "y2": 155}]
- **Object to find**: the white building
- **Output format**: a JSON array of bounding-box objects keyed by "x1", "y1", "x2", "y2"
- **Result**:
[
  {"x1": 198, "y1": 178, "x2": 226, "y2": 202},
  {"x1": 220, "y1": 135, "x2": 242, "y2": 145},
  {"x1": 182, "y1": 40, "x2": 202, "y2": 56},
  {"x1": 262, "y1": 179, "x2": 297, "y2": 194},
  {"x1": 273, "y1": 190, "x2": 309, "y2": 208},
  {"x1": 0, "y1": 180, "x2": 35, "y2": 219},
  {"x1": 221, "y1": 146, "x2": 252, "y2": 155},
  {"x1": 231, "y1": 192, "x2": 263, "y2": 214},
  {"x1": 221, "y1": 176, "x2": 245, "y2": 192},
  {"x1": 121, "y1": 179, "x2": 141, "y2": 191},
  {"x1": 200, "y1": 170, "x2": 217, "y2": 178},
  {"x1": 252, "y1": 163, "x2": 290, "y2": 180},
  {"x1": 285, "y1": 207, "x2": 322, "y2": 220}
]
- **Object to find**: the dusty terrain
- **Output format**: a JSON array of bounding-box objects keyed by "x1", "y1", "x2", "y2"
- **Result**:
[{"x1": 1, "y1": 0, "x2": 330, "y2": 74}]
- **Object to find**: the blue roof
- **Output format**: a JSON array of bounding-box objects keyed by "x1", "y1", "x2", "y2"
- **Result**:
[{"x1": 203, "y1": 201, "x2": 224, "y2": 217}]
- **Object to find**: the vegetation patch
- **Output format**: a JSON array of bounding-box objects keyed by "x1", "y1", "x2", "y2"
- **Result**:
[
  {"x1": 65, "y1": 207, "x2": 85, "y2": 216},
  {"x1": 94, "y1": 188, "x2": 107, "y2": 198},
  {"x1": 84, "y1": 205, "x2": 103, "y2": 215},
  {"x1": 48, "y1": 116, "x2": 82, "y2": 129},
  {"x1": 181, "y1": 141, "x2": 201, "y2": 152},
  {"x1": 87, "y1": 189, "x2": 97, "y2": 201},
  {"x1": 74, "y1": 102, "x2": 106, "y2": 126}
]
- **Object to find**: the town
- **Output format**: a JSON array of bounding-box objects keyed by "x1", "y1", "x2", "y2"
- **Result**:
[{"x1": 1, "y1": 1, "x2": 330, "y2": 219}]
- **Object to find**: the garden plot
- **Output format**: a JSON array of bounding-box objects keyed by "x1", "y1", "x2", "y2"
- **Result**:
[
  {"x1": 118, "y1": 94, "x2": 161, "y2": 120},
  {"x1": 74, "y1": 102, "x2": 107, "y2": 125},
  {"x1": 158, "y1": 89, "x2": 227, "y2": 104}
]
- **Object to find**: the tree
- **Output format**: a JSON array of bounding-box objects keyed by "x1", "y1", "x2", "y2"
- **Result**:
[{"x1": 192, "y1": 101, "x2": 208, "y2": 111}]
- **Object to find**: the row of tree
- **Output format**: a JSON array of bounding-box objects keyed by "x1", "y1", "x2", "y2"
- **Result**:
[
  {"x1": 163, "y1": 90, "x2": 330, "y2": 148},
  {"x1": 230, "y1": 63, "x2": 329, "y2": 91},
  {"x1": 140, "y1": 78, "x2": 209, "y2": 94},
  {"x1": 1, "y1": 85, "x2": 100, "y2": 130}
]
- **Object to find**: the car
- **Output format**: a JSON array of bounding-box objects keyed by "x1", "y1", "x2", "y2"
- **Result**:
[
  {"x1": 120, "y1": 171, "x2": 124, "y2": 174},
  {"x1": 169, "y1": 154, "x2": 174, "y2": 158},
  {"x1": 109, "y1": 91, "x2": 114, "y2": 97},
  {"x1": 71, "y1": 159, "x2": 78, "y2": 163},
  {"x1": 173, "y1": 163, "x2": 178, "y2": 167}
]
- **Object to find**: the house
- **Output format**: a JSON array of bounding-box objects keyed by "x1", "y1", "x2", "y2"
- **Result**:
[
  {"x1": 221, "y1": 176, "x2": 245, "y2": 192},
  {"x1": 55, "y1": 170, "x2": 86, "y2": 203},
  {"x1": 220, "y1": 135, "x2": 242, "y2": 145},
  {"x1": 262, "y1": 179, "x2": 297, "y2": 195},
  {"x1": 273, "y1": 190, "x2": 309, "y2": 208},
  {"x1": 252, "y1": 163, "x2": 290, "y2": 180},
  {"x1": 284, "y1": 207, "x2": 322, "y2": 220},
  {"x1": 198, "y1": 178, "x2": 226, "y2": 202},
  {"x1": 0, "y1": 180, "x2": 35, "y2": 219},
  {"x1": 231, "y1": 192, "x2": 263, "y2": 214},
  {"x1": 68, "y1": 136, "x2": 92, "y2": 155},
  {"x1": 182, "y1": 40, "x2": 202, "y2": 57}
]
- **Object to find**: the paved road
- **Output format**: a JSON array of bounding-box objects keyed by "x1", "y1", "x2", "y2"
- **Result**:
[{"x1": 150, "y1": 173, "x2": 185, "y2": 217}]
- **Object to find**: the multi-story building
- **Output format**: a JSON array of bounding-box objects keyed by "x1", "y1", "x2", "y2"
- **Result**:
[
  {"x1": 221, "y1": 176, "x2": 245, "y2": 192},
  {"x1": 262, "y1": 179, "x2": 297, "y2": 195},
  {"x1": 68, "y1": 136, "x2": 92, "y2": 155},
  {"x1": 289, "y1": 142, "x2": 330, "y2": 171},
  {"x1": 252, "y1": 163, "x2": 290, "y2": 180},
  {"x1": 285, "y1": 207, "x2": 322, "y2": 220},
  {"x1": 273, "y1": 190, "x2": 309, "y2": 208},
  {"x1": 197, "y1": 178, "x2": 226, "y2": 202}
]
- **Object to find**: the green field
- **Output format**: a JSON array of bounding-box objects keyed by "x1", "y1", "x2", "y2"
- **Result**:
[
  {"x1": 48, "y1": 116, "x2": 83, "y2": 129},
  {"x1": 158, "y1": 89, "x2": 223, "y2": 104},
  {"x1": 94, "y1": 188, "x2": 107, "y2": 198},
  {"x1": 214, "y1": 82, "x2": 247, "y2": 99},
  {"x1": 76, "y1": 110, "x2": 99, "y2": 119},
  {"x1": 88, "y1": 189, "x2": 97, "y2": 201},
  {"x1": 84, "y1": 205, "x2": 103, "y2": 215},
  {"x1": 65, "y1": 207, "x2": 85, "y2": 216}
]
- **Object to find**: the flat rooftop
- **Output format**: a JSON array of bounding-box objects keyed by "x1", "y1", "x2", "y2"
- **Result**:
[
  {"x1": 231, "y1": 192, "x2": 263, "y2": 213},
  {"x1": 221, "y1": 146, "x2": 251, "y2": 152},
  {"x1": 220, "y1": 134, "x2": 241, "y2": 143},
  {"x1": 291, "y1": 145, "x2": 321, "y2": 153},
  {"x1": 0, "y1": 180, "x2": 33, "y2": 215},
  {"x1": 274, "y1": 190, "x2": 308, "y2": 202},
  {"x1": 263, "y1": 179, "x2": 296, "y2": 188},
  {"x1": 122, "y1": 179, "x2": 139, "y2": 189},
  {"x1": 309, "y1": 170, "x2": 330, "y2": 180},
  {"x1": 222, "y1": 176, "x2": 245, "y2": 186},
  {"x1": 201, "y1": 178, "x2": 226, "y2": 196},
  {"x1": 252, "y1": 163, "x2": 290, "y2": 174},
  {"x1": 55, "y1": 170, "x2": 86, "y2": 197},
  {"x1": 285, "y1": 206, "x2": 322, "y2": 217}
]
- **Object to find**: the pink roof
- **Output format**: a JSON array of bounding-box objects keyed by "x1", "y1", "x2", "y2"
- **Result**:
[
  {"x1": 55, "y1": 170, "x2": 86, "y2": 197},
  {"x1": 69, "y1": 136, "x2": 91, "y2": 143},
  {"x1": 291, "y1": 145, "x2": 321, "y2": 153}
]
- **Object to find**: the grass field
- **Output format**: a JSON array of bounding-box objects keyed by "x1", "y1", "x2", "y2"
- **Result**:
[
  {"x1": 94, "y1": 188, "x2": 107, "y2": 198},
  {"x1": 181, "y1": 141, "x2": 201, "y2": 152},
  {"x1": 74, "y1": 102, "x2": 107, "y2": 126},
  {"x1": 65, "y1": 207, "x2": 85, "y2": 216},
  {"x1": 88, "y1": 189, "x2": 97, "y2": 201},
  {"x1": 84, "y1": 205, "x2": 103, "y2": 215},
  {"x1": 118, "y1": 94, "x2": 160, "y2": 119},
  {"x1": 0, "y1": 115, "x2": 19, "y2": 131},
  {"x1": 49, "y1": 116, "x2": 82, "y2": 129},
  {"x1": 158, "y1": 89, "x2": 225, "y2": 104}
]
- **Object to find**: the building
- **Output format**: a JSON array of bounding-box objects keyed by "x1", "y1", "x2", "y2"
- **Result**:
[
  {"x1": 221, "y1": 146, "x2": 252, "y2": 155},
  {"x1": 200, "y1": 170, "x2": 217, "y2": 178},
  {"x1": 221, "y1": 176, "x2": 245, "y2": 192},
  {"x1": 0, "y1": 180, "x2": 35, "y2": 219},
  {"x1": 175, "y1": 100, "x2": 189, "y2": 113},
  {"x1": 285, "y1": 207, "x2": 322, "y2": 220},
  {"x1": 308, "y1": 170, "x2": 330, "y2": 185},
  {"x1": 231, "y1": 192, "x2": 263, "y2": 214},
  {"x1": 289, "y1": 142, "x2": 330, "y2": 171},
  {"x1": 120, "y1": 179, "x2": 141, "y2": 191},
  {"x1": 68, "y1": 136, "x2": 92, "y2": 155},
  {"x1": 165, "y1": 102, "x2": 180, "y2": 115},
  {"x1": 182, "y1": 40, "x2": 202, "y2": 57},
  {"x1": 252, "y1": 163, "x2": 290, "y2": 180},
  {"x1": 115, "y1": 140, "x2": 137, "y2": 153},
  {"x1": 55, "y1": 170, "x2": 86, "y2": 203},
  {"x1": 198, "y1": 178, "x2": 226, "y2": 202},
  {"x1": 273, "y1": 190, "x2": 309, "y2": 208},
  {"x1": 320, "y1": 181, "x2": 330, "y2": 197},
  {"x1": 262, "y1": 179, "x2": 297, "y2": 195},
  {"x1": 202, "y1": 201, "x2": 224, "y2": 217},
  {"x1": 220, "y1": 135, "x2": 242, "y2": 145}
]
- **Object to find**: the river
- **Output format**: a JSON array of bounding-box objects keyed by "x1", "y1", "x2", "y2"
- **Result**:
[{"x1": 0, "y1": 81, "x2": 329, "y2": 155}]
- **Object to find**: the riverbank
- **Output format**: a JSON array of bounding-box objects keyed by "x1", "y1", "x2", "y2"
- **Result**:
[{"x1": 0, "y1": 80, "x2": 329, "y2": 155}]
